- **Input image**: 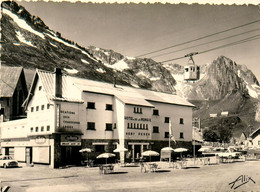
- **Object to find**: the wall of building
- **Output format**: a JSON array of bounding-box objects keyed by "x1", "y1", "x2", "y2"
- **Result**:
[
  {"x1": 27, "y1": 79, "x2": 55, "y2": 134},
  {"x1": 81, "y1": 92, "x2": 117, "y2": 140},
  {"x1": 252, "y1": 135, "x2": 260, "y2": 147},
  {"x1": 150, "y1": 101, "x2": 193, "y2": 142}
]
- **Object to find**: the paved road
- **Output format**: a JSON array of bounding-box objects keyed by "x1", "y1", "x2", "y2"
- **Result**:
[{"x1": 0, "y1": 161, "x2": 259, "y2": 192}]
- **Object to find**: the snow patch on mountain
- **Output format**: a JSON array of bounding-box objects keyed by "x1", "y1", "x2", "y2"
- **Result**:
[
  {"x1": 81, "y1": 59, "x2": 89, "y2": 64},
  {"x1": 126, "y1": 56, "x2": 135, "y2": 60},
  {"x1": 150, "y1": 77, "x2": 161, "y2": 81},
  {"x1": 2, "y1": 8, "x2": 45, "y2": 39},
  {"x1": 16, "y1": 31, "x2": 36, "y2": 48},
  {"x1": 45, "y1": 33, "x2": 79, "y2": 50},
  {"x1": 96, "y1": 68, "x2": 106, "y2": 73},
  {"x1": 172, "y1": 74, "x2": 192, "y2": 98},
  {"x1": 247, "y1": 84, "x2": 260, "y2": 99},
  {"x1": 50, "y1": 42, "x2": 57, "y2": 48},
  {"x1": 81, "y1": 50, "x2": 98, "y2": 62},
  {"x1": 64, "y1": 68, "x2": 78, "y2": 74},
  {"x1": 136, "y1": 71, "x2": 149, "y2": 78},
  {"x1": 104, "y1": 60, "x2": 130, "y2": 72}
]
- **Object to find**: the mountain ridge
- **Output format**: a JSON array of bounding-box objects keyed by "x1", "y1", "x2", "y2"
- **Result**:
[{"x1": 1, "y1": 0, "x2": 260, "y2": 139}]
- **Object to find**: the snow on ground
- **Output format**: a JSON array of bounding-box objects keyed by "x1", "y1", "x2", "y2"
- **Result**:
[
  {"x1": 81, "y1": 59, "x2": 89, "y2": 64},
  {"x1": 96, "y1": 68, "x2": 106, "y2": 73},
  {"x1": 150, "y1": 77, "x2": 161, "y2": 81},
  {"x1": 126, "y1": 56, "x2": 135, "y2": 60},
  {"x1": 136, "y1": 71, "x2": 149, "y2": 78},
  {"x1": 131, "y1": 83, "x2": 139, "y2": 88},
  {"x1": 50, "y1": 42, "x2": 57, "y2": 48},
  {"x1": 45, "y1": 33, "x2": 80, "y2": 50},
  {"x1": 16, "y1": 31, "x2": 37, "y2": 48},
  {"x1": 104, "y1": 59, "x2": 130, "y2": 72},
  {"x1": 13, "y1": 43, "x2": 21, "y2": 46},
  {"x1": 64, "y1": 68, "x2": 78, "y2": 74},
  {"x1": 3, "y1": 8, "x2": 45, "y2": 39},
  {"x1": 247, "y1": 84, "x2": 260, "y2": 99},
  {"x1": 81, "y1": 50, "x2": 98, "y2": 62}
]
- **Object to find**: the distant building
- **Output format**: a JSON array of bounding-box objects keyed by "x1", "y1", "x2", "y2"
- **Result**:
[
  {"x1": 0, "y1": 66, "x2": 28, "y2": 121},
  {"x1": 249, "y1": 128, "x2": 260, "y2": 148},
  {"x1": 221, "y1": 111, "x2": 229, "y2": 117},
  {"x1": 210, "y1": 114, "x2": 218, "y2": 118},
  {"x1": 1, "y1": 69, "x2": 195, "y2": 168}
]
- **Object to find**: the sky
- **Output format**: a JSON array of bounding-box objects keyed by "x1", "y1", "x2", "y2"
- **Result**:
[{"x1": 17, "y1": 0, "x2": 260, "y2": 81}]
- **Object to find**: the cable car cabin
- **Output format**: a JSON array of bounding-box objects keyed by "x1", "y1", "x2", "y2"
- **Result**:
[{"x1": 184, "y1": 64, "x2": 200, "y2": 81}]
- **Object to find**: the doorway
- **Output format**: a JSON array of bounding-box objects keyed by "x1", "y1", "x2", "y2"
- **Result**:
[
  {"x1": 25, "y1": 147, "x2": 32, "y2": 164},
  {"x1": 61, "y1": 146, "x2": 81, "y2": 166}
]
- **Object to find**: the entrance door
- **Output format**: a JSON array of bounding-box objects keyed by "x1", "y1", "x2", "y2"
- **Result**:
[
  {"x1": 61, "y1": 146, "x2": 81, "y2": 166},
  {"x1": 134, "y1": 145, "x2": 141, "y2": 161},
  {"x1": 25, "y1": 147, "x2": 32, "y2": 164}
]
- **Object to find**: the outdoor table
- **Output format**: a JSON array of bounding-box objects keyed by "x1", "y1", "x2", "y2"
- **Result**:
[
  {"x1": 84, "y1": 160, "x2": 94, "y2": 167},
  {"x1": 148, "y1": 163, "x2": 158, "y2": 172},
  {"x1": 99, "y1": 164, "x2": 114, "y2": 174}
]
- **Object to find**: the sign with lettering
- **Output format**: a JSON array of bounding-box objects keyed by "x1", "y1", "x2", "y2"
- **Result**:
[
  {"x1": 59, "y1": 103, "x2": 80, "y2": 129},
  {"x1": 61, "y1": 135, "x2": 81, "y2": 146},
  {"x1": 124, "y1": 116, "x2": 151, "y2": 122},
  {"x1": 35, "y1": 136, "x2": 46, "y2": 144}
]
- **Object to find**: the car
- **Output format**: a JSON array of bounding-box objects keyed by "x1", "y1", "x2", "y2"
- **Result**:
[{"x1": 0, "y1": 155, "x2": 19, "y2": 168}]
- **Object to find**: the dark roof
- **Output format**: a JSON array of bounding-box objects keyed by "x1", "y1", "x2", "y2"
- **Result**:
[{"x1": 0, "y1": 66, "x2": 23, "y2": 97}]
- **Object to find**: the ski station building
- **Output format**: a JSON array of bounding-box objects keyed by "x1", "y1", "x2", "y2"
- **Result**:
[{"x1": 0, "y1": 68, "x2": 194, "y2": 168}]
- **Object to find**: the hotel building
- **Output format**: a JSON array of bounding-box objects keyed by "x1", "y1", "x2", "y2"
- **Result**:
[{"x1": 0, "y1": 68, "x2": 194, "y2": 168}]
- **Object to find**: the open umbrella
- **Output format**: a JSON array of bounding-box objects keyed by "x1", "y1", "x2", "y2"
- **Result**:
[
  {"x1": 174, "y1": 148, "x2": 188, "y2": 159},
  {"x1": 142, "y1": 150, "x2": 159, "y2": 162},
  {"x1": 97, "y1": 153, "x2": 116, "y2": 164},
  {"x1": 113, "y1": 147, "x2": 128, "y2": 153},
  {"x1": 161, "y1": 147, "x2": 174, "y2": 151},
  {"x1": 79, "y1": 148, "x2": 93, "y2": 153},
  {"x1": 198, "y1": 147, "x2": 211, "y2": 153}
]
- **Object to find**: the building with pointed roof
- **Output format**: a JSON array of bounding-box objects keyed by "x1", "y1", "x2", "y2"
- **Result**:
[
  {"x1": 0, "y1": 66, "x2": 28, "y2": 121},
  {"x1": 1, "y1": 68, "x2": 195, "y2": 168}
]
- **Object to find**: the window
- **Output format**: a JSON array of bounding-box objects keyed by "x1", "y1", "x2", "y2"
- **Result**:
[
  {"x1": 41, "y1": 126, "x2": 44, "y2": 132},
  {"x1": 180, "y1": 118, "x2": 184, "y2": 124},
  {"x1": 146, "y1": 124, "x2": 148, "y2": 130},
  {"x1": 153, "y1": 126, "x2": 159, "y2": 133},
  {"x1": 165, "y1": 132, "x2": 169, "y2": 138},
  {"x1": 31, "y1": 107, "x2": 34, "y2": 112},
  {"x1": 127, "y1": 123, "x2": 130, "y2": 128},
  {"x1": 87, "y1": 122, "x2": 95, "y2": 130},
  {"x1": 39, "y1": 86, "x2": 42, "y2": 91},
  {"x1": 165, "y1": 117, "x2": 170, "y2": 123},
  {"x1": 134, "y1": 107, "x2": 142, "y2": 114},
  {"x1": 41, "y1": 105, "x2": 44, "y2": 110},
  {"x1": 137, "y1": 124, "x2": 139, "y2": 129},
  {"x1": 140, "y1": 124, "x2": 142, "y2": 129},
  {"x1": 153, "y1": 109, "x2": 159, "y2": 116},
  {"x1": 106, "y1": 104, "x2": 113, "y2": 111},
  {"x1": 95, "y1": 145, "x2": 105, "y2": 152},
  {"x1": 36, "y1": 106, "x2": 39, "y2": 111},
  {"x1": 105, "y1": 123, "x2": 113, "y2": 131},
  {"x1": 180, "y1": 132, "x2": 184, "y2": 138},
  {"x1": 87, "y1": 102, "x2": 95, "y2": 109},
  {"x1": 47, "y1": 104, "x2": 50, "y2": 109},
  {"x1": 35, "y1": 127, "x2": 39, "y2": 132},
  {"x1": 114, "y1": 123, "x2": 116, "y2": 129},
  {"x1": 47, "y1": 125, "x2": 50, "y2": 131},
  {"x1": 30, "y1": 127, "x2": 33, "y2": 132}
]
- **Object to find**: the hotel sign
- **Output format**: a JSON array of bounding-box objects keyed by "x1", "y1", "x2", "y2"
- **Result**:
[
  {"x1": 124, "y1": 116, "x2": 151, "y2": 122},
  {"x1": 60, "y1": 135, "x2": 81, "y2": 146}
]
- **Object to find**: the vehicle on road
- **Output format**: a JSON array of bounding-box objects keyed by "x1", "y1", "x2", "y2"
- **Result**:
[{"x1": 0, "y1": 155, "x2": 19, "y2": 168}]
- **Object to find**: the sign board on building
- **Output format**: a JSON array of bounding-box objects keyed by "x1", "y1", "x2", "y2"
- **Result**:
[{"x1": 60, "y1": 135, "x2": 81, "y2": 146}]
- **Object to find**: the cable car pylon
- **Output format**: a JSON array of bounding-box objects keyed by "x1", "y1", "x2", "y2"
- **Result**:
[{"x1": 184, "y1": 52, "x2": 200, "y2": 81}]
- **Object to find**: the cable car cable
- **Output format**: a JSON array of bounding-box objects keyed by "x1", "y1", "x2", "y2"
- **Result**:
[
  {"x1": 151, "y1": 28, "x2": 260, "y2": 59},
  {"x1": 160, "y1": 34, "x2": 260, "y2": 63},
  {"x1": 136, "y1": 19, "x2": 260, "y2": 58}
]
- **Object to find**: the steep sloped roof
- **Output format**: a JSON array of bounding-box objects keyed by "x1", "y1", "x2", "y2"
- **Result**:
[
  {"x1": 0, "y1": 66, "x2": 23, "y2": 97},
  {"x1": 72, "y1": 76, "x2": 195, "y2": 107},
  {"x1": 25, "y1": 69, "x2": 194, "y2": 108},
  {"x1": 250, "y1": 127, "x2": 260, "y2": 139}
]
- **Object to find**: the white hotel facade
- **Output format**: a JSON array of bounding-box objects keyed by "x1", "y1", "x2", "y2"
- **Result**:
[{"x1": 0, "y1": 69, "x2": 194, "y2": 168}]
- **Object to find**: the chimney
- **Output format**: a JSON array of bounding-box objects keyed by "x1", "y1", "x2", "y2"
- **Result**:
[
  {"x1": 114, "y1": 75, "x2": 117, "y2": 88},
  {"x1": 54, "y1": 68, "x2": 62, "y2": 98}
]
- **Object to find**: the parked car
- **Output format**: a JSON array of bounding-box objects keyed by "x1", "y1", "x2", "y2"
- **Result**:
[{"x1": 0, "y1": 155, "x2": 19, "y2": 168}]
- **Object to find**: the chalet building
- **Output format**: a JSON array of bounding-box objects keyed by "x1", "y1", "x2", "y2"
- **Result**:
[
  {"x1": 0, "y1": 66, "x2": 28, "y2": 121},
  {"x1": 0, "y1": 68, "x2": 194, "y2": 168},
  {"x1": 249, "y1": 128, "x2": 260, "y2": 148}
]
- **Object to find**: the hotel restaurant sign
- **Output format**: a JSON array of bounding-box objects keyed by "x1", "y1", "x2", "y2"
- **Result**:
[{"x1": 60, "y1": 135, "x2": 81, "y2": 146}]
